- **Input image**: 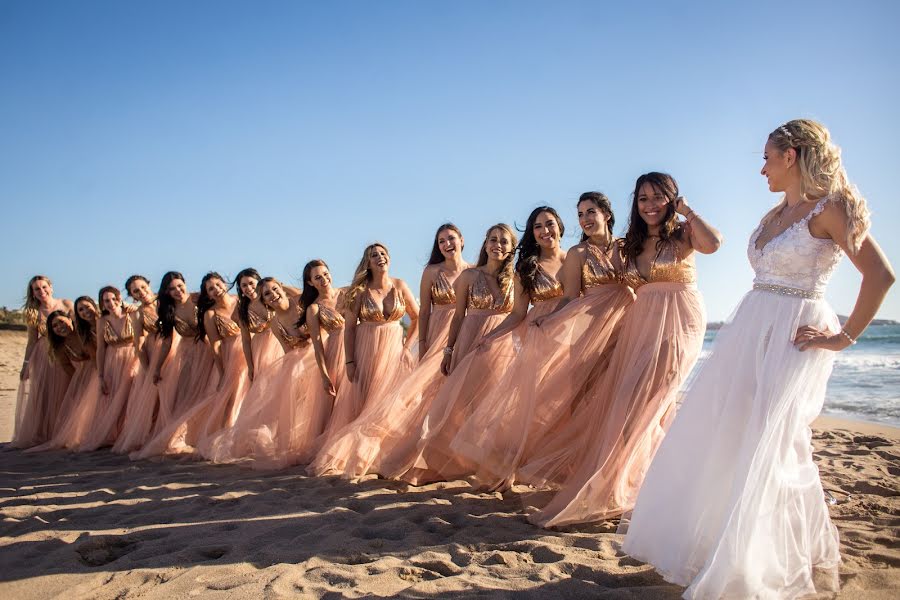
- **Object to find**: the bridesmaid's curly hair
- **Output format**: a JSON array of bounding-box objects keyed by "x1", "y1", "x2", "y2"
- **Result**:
[
  {"x1": 622, "y1": 172, "x2": 684, "y2": 262},
  {"x1": 515, "y1": 207, "x2": 564, "y2": 296}
]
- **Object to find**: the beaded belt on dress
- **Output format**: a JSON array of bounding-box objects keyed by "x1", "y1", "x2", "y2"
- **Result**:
[{"x1": 752, "y1": 283, "x2": 822, "y2": 300}]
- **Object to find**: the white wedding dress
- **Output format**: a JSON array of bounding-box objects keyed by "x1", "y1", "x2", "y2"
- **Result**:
[{"x1": 622, "y1": 197, "x2": 844, "y2": 599}]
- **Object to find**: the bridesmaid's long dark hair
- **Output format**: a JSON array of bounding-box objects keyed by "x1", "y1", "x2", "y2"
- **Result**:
[
  {"x1": 195, "y1": 272, "x2": 228, "y2": 343},
  {"x1": 427, "y1": 223, "x2": 463, "y2": 266},
  {"x1": 622, "y1": 172, "x2": 683, "y2": 262},
  {"x1": 233, "y1": 268, "x2": 262, "y2": 327},
  {"x1": 74, "y1": 296, "x2": 99, "y2": 347},
  {"x1": 297, "y1": 260, "x2": 328, "y2": 328},
  {"x1": 156, "y1": 271, "x2": 185, "y2": 339},
  {"x1": 516, "y1": 206, "x2": 564, "y2": 295},
  {"x1": 578, "y1": 192, "x2": 615, "y2": 242}
]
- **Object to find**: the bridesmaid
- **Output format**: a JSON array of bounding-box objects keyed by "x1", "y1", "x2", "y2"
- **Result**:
[
  {"x1": 234, "y1": 268, "x2": 284, "y2": 382},
  {"x1": 313, "y1": 226, "x2": 515, "y2": 481},
  {"x1": 392, "y1": 223, "x2": 519, "y2": 485},
  {"x1": 133, "y1": 272, "x2": 216, "y2": 459},
  {"x1": 79, "y1": 286, "x2": 140, "y2": 451},
  {"x1": 112, "y1": 275, "x2": 161, "y2": 453},
  {"x1": 408, "y1": 208, "x2": 566, "y2": 485},
  {"x1": 460, "y1": 193, "x2": 635, "y2": 490},
  {"x1": 146, "y1": 272, "x2": 248, "y2": 456},
  {"x1": 623, "y1": 120, "x2": 893, "y2": 599},
  {"x1": 310, "y1": 243, "x2": 419, "y2": 475},
  {"x1": 417, "y1": 223, "x2": 468, "y2": 360},
  {"x1": 27, "y1": 298, "x2": 101, "y2": 451},
  {"x1": 13, "y1": 275, "x2": 74, "y2": 448},
  {"x1": 529, "y1": 172, "x2": 721, "y2": 528},
  {"x1": 201, "y1": 276, "x2": 315, "y2": 465}
]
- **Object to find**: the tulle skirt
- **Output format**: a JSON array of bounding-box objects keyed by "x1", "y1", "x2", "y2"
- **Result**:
[
  {"x1": 397, "y1": 307, "x2": 516, "y2": 485},
  {"x1": 310, "y1": 321, "x2": 412, "y2": 476},
  {"x1": 144, "y1": 335, "x2": 217, "y2": 448},
  {"x1": 201, "y1": 334, "x2": 340, "y2": 469},
  {"x1": 111, "y1": 334, "x2": 163, "y2": 454},
  {"x1": 78, "y1": 343, "x2": 140, "y2": 451},
  {"x1": 621, "y1": 288, "x2": 841, "y2": 599},
  {"x1": 454, "y1": 285, "x2": 634, "y2": 489},
  {"x1": 309, "y1": 305, "x2": 456, "y2": 480},
  {"x1": 134, "y1": 336, "x2": 244, "y2": 458},
  {"x1": 25, "y1": 359, "x2": 99, "y2": 452},
  {"x1": 12, "y1": 337, "x2": 72, "y2": 448},
  {"x1": 251, "y1": 327, "x2": 284, "y2": 378},
  {"x1": 528, "y1": 282, "x2": 705, "y2": 527}
]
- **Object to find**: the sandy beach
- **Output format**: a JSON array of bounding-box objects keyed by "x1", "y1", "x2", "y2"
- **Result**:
[{"x1": 1, "y1": 329, "x2": 897, "y2": 599}]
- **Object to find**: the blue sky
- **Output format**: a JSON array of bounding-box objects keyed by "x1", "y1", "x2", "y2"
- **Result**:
[{"x1": 1, "y1": 0, "x2": 897, "y2": 321}]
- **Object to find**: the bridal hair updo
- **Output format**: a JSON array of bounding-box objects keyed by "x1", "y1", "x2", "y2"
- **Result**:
[{"x1": 766, "y1": 119, "x2": 870, "y2": 253}]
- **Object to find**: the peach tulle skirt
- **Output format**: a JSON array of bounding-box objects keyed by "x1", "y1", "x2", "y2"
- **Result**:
[
  {"x1": 310, "y1": 321, "x2": 413, "y2": 476},
  {"x1": 134, "y1": 336, "x2": 245, "y2": 458},
  {"x1": 139, "y1": 334, "x2": 216, "y2": 452},
  {"x1": 78, "y1": 343, "x2": 140, "y2": 451},
  {"x1": 12, "y1": 337, "x2": 72, "y2": 448},
  {"x1": 395, "y1": 307, "x2": 516, "y2": 485},
  {"x1": 527, "y1": 282, "x2": 706, "y2": 527},
  {"x1": 25, "y1": 359, "x2": 100, "y2": 452},
  {"x1": 453, "y1": 285, "x2": 635, "y2": 489},
  {"x1": 111, "y1": 335, "x2": 163, "y2": 454},
  {"x1": 251, "y1": 327, "x2": 284, "y2": 378},
  {"x1": 308, "y1": 305, "x2": 456, "y2": 480},
  {"x1": 202, "y1": 330, "x2": 344, "y2": 469}
]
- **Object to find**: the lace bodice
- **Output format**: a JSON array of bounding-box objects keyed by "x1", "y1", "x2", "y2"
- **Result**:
[{"x1": 748, "y1": 197, "x2": 843, "y2": 296}]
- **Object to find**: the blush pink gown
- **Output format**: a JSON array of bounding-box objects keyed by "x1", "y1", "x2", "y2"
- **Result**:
[
  {"x1": 79, "y1": 312, "x2": 140, "y2": 451},
  {"x1": 454, "y1": 242, "x2": 635, "y2": 490},
  {"x1": 528, "y1": 240, "x2": 706, "y2": 528},
  {"x1": 12, "y1": 309, "x2": 73, "y2": 448},
  {"x1": 394, "y1": 269, "x2": 519, "y2": 485},
  {"x1": 303, "y1": 271, "x2": 458, "y2": 479},
  {"x1": 310, "y1": 286, "x2": 413, "y2": 476},
  {"x1": 112, "y1": 305, "x2": 161, "y2": 454}
]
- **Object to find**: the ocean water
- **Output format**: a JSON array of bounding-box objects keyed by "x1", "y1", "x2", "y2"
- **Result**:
[{"x1": 695, "y1": 324, "x2": 900, "y2": 428}]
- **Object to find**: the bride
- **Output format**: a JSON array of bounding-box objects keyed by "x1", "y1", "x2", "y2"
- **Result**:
[{"x1": 621, "y1": 119, "x2": 894, "y2": 599}]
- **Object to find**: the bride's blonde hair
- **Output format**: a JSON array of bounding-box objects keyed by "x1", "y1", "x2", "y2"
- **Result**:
[{"x1": 766, "y1": 118, "x2": 870, "y2": 253}]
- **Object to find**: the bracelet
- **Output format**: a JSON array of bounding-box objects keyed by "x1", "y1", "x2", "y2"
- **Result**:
[
  {"x1": 686, "y1": 211, "x2": 698, "y2": 223},
  {"x1": 839, "y1": 329, "x2": 856, "y2": 345},
  {"x1": 443, "y1": 346, "x2": 454, "y2": 356}
]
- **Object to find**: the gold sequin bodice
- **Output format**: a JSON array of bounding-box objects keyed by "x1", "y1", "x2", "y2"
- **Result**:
[
  {"x1": 246, "y1": 307, "x2": 272, "y2": 334},
  {"x1": 530, "y1": 264, "x2": 565, "y2": 303},
  {"x1": 63, "y1": 337, "x2": 90, "y2": 362},
  {"x1": 214, "y1": 314, "x2": 240, "y2": 338},
  {"x1": 430, "y1": 270, "x2": 456, "y2": 306},
  {"x1": 317, "y1": 304, "x2": 345, "y2": 333},
  {"x1": 360, "y1": 287, "x2": 405, "y2": 323},
  {"x1": 140, "y1": 304, "x2": 159, "y2": 334},
  {"x1": 103, "y1": 314, "x2": 135, "y2": 345},
  {"x1": 273, "y1": 319, "x2": 310, "y2": 350},
  {"x1": 468, "y1": 270, "x2": 514, "y2": 312},
  {"x1": 623, "y1": 239, "x2": 696, "y2": 290},
  {"x1": 174, "y1": 306, "x2": 200, "y2": 338},
  {"x1": 582, "y1": 243, "x2": 620, "y2": 289}
]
